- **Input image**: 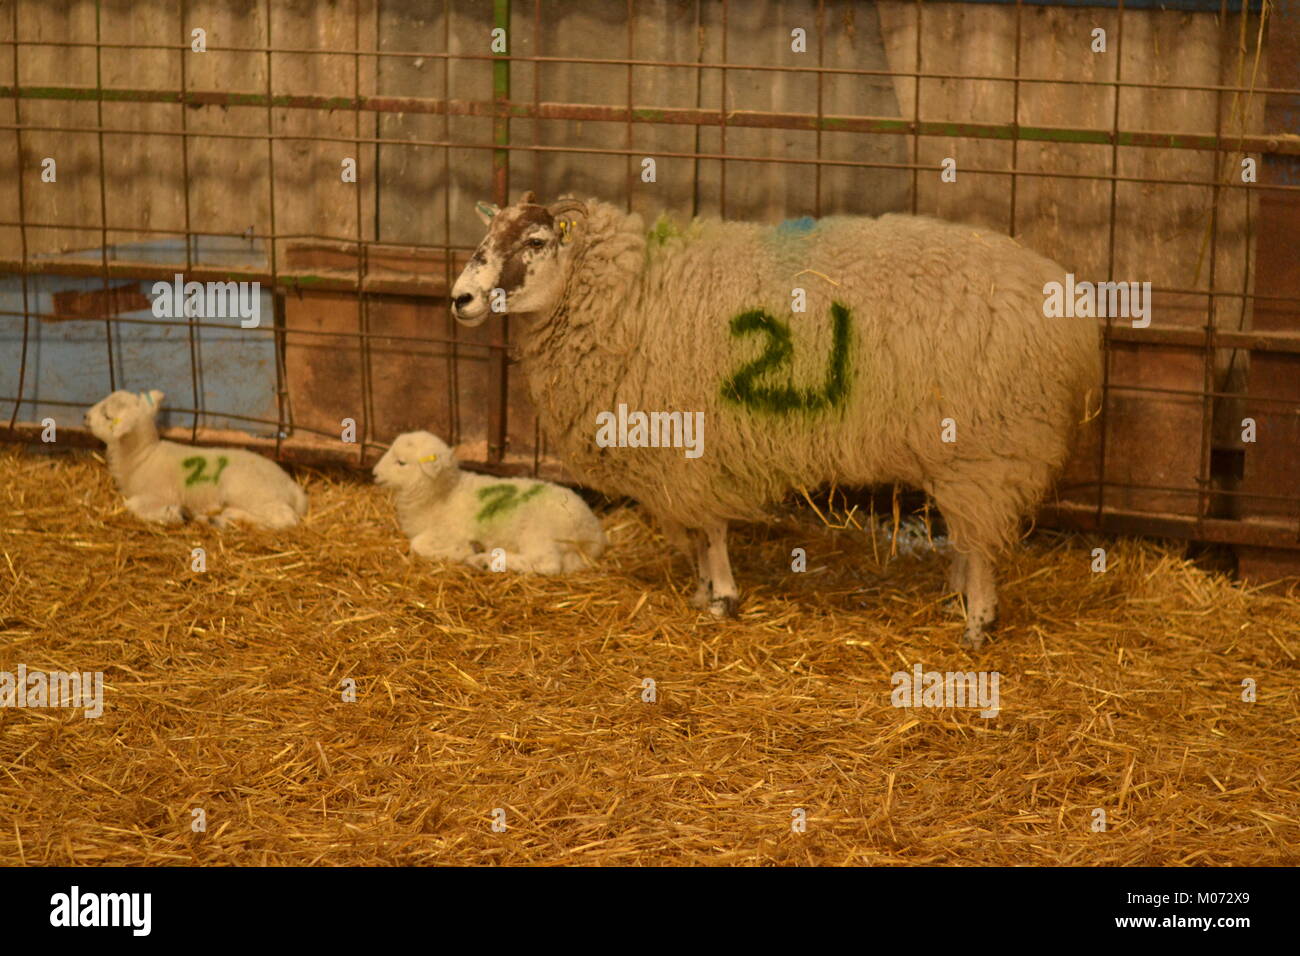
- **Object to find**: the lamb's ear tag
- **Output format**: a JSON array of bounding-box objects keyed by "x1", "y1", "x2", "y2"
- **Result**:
[
  {"x1": 418, "y1": 454, "x2": 437, "y2": 462},
  {"x1": 558, "y1": 219, "x2": 573, "y2": 245},
  {"x1": 141, "y1": 391, "x2": 155, "y2": 406},
  {"x1": 475, "y1": 201, "x2": 497, "y2": 220}
]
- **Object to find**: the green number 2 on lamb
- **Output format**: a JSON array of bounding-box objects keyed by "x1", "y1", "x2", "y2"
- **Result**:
[
  {"x1": 720, "y1": 302, "x2": 852, "y2": 414},
  {"x1": 476, "y1": 483, "x2": 545, "y2": 522},
  {"x1": 182, "y1": 455, "x2": 229, "y2": 487}
]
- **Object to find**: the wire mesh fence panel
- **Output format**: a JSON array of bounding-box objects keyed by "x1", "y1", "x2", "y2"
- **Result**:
[{"x1": 1, "y1": 0, "x2": 1296, "y2": 570}]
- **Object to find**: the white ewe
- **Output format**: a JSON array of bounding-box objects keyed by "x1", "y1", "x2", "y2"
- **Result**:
[
  {"x1": 450, "y1": 192, "x2": 1101, "y2": 647},
  {"x1": 84, "y1": 389, "x2": 307, "y2": 529},
  {"x1": 373, "y1": 430, "x2": 605, "y2": 574}
]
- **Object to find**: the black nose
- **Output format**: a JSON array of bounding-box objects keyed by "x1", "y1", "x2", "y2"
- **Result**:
[{"x1": 453, "y1": 293, "x2": 474, "y2": 309}]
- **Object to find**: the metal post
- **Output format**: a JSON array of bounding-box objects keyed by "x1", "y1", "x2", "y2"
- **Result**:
[{"x1": 488, "y1": 0, "x2": 511, "y2": 465}]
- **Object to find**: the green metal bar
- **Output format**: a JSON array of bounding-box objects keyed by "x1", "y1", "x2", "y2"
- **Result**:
[
  {"x1": 492, "y1": 1, "x2": 511, "y2": 207},
  {"x1": 488, "y1": 0, "x2": 511, "y2": 464},
  {"x1": 5, "y1": 84, "x2": 1296, "y2": 156}
]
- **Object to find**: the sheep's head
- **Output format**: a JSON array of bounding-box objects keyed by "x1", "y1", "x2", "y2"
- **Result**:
[
  {"x1": 373, "y1": 431, "x2": 457, "y2": 490},
  {"x1": 451, "y1": 191, "x2": 586, "y2": 327},
  {"x1": 84, "y1": 389, "x2": 163, "y2": 443}
]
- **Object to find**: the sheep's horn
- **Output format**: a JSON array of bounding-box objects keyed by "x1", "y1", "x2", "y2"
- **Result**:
[{"x1": 547, "y1": 198, "x2": 588, "y2": 220}]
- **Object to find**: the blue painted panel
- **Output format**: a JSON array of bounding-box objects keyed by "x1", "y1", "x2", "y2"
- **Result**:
[{"x1": 1, "y1": 238, "x2": 280, "y2": 437}]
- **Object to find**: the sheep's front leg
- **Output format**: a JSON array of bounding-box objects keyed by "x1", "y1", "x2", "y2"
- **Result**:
[
  {"x1": 409, "y1": 532, "x2": 474, "y2": 563},
  {"x1": 656, "y1": 516, "x2": 693, "y2": 558},
  {"x1": 658, "y1": 517, "x2": 711, "y2": 609},
  {"x1": 702, "y1": 520, "x2": 738, "y2": 618},
  {"x1": 947, "y1": 551, "x2": 968, "y2": 595},
  {"x1": 467, "y1": 549, "x2": 563, "y2": 575},
  {"x1": 514, "y1": 551, "x2": 564, "y2": 575},
  {"x1": 672, "y1": 527, "x2": 707, "y2": 609},
  {"x1": 958, "y1": 551, "x2": 998, "y2": 650},
  {"x1": 124, "y1": 494, "x2": 186, "y2": 525}
]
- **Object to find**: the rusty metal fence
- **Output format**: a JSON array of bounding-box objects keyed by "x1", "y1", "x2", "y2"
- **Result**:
[{"x1": 1, "y1": 0, "x2": 1297, "y2": 576}]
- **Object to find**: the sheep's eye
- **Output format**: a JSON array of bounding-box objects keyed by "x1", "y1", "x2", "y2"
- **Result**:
[
  {"x1": 395, "y1": 459, "x2": 406, "y2": 466},
  {"x1": 525, "y1": 237, "x2": 546, "y2": 250}
]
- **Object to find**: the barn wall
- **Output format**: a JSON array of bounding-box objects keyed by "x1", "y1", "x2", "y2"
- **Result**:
[
  {"x1": 0, "y1": 0, "x2": 378, "y2": 259},
  {"x1": 0, "y1": 0, "x2": 1289, "y2": 558},
  {"x1": 1, "y1": 2, "x2": 1263, "y2": 274}
]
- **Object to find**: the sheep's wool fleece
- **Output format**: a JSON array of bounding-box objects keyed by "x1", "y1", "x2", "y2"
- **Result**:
[{"x1": 520, "y1": 202, "x2": 1101, "y2": 557}]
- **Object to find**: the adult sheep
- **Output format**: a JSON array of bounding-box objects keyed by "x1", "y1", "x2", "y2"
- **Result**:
[{"x1": 451, "y1": 192, "x2": 1100, "y2": 648}]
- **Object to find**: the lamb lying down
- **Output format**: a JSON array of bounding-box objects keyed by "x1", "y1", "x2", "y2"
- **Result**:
[
  {"x1": 85, "y1": 389, "x2": 307, "y2": 529},
  {"x1": 373, "y1": 430, "x2": 606, "y2": 574}
]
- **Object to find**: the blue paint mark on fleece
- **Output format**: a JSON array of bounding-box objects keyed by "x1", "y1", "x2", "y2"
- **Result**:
[{"x1": 776, "y1": 216, "x2": 817, "y2": 236}]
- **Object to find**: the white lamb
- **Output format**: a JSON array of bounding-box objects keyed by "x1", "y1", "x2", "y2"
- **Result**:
[
  {"x1": 373, "y1": 430, "x2": 606, "y2": 574},
  {"x1": 84, "y1": 389, "x2": 307, "y2": 529}
]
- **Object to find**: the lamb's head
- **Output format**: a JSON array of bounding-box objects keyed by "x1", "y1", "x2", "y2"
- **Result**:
[
  {"x1": 84, "y1": 389, "x2": 164, "y2": 443},
  {"x1": 451, "y1": 191, "x2": 588, "y2": 327},
  {"x1": 373, "y1": 431, "x2": 457, "y2": 491}
]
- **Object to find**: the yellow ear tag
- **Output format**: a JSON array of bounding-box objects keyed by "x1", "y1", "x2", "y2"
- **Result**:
[
  {"x1": 558, "y1": 220, "x2": 572, "y2": 245},
  {"x1": 111, "y1": 417, "x2": 120, "y2": 425},
  {"x1": 418, "y1": 454, "x2": 437, "y2": 462}
]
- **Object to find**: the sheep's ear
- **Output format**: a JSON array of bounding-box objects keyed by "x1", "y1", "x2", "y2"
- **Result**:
[
  {"x1": 475, "y1": 201, "x2": 500, "y2": 225},
  {"x1": 518, "y1": 190, "x2": 536, "y2": 205},
  {"x1": 548, "y1": 199, "x2": 587, "y2": 246},
  {"x1": 553, "y1": 214, "x2": 576, "y2": 246},
  {"x1": 110, "y1": 411, "x2": 134, "y2": 438},
  {"x1": 144, "y1": 389, "x2": 164, "y2": 411},
  {"x1": 416, "y1": 453, "x2": 441, "y2": 478}
]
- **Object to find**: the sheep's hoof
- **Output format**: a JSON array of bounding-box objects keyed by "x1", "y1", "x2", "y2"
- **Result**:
[
  {"x1": 959, "y1": 614, "x2": 997, "y2": 650},
  {"x1": 708, "y1": 595, "x2": 738, "y2": 618},
  {"x1": 690, "y1": 582, "x2": 712, "y2": 610},
  {"x1": 179, "y1": 506, "x2": 194, "y2": 523}
]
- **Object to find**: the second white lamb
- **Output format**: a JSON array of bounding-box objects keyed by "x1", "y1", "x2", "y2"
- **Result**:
[{"x1": 373, "y1": 430, "x2": 605, "y2": 574}]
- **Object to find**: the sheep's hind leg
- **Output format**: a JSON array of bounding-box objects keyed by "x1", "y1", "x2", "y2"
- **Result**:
[
  {"x1": 958, "y1": 550, "x2": 998, "y2": 650},
  {"x1": 932, "y1": 478, "x2": 1013, "y2": 648},
  {"x1": 212, "y1": 502, "x2": 300, "y2": 530},
  {"x1": 702, "y1": 521, "x2": 739, "y2": 618},
  {"x1": 558, "y1": 537, "x2": 603, "y2": 573}
]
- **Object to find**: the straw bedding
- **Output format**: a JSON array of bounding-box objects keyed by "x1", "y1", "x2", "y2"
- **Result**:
[{"x1": 1, "y1": 443, "x2": 1296, "y2": 866}]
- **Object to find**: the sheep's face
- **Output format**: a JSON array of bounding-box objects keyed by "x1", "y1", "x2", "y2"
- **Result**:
[
  {"x1": 451, "y1": 192, "x2": 571, "y2": 327},
  {"x1": 84, "y1": 390, "x2": 163, "y2": 442},
  {"x1": 373, "y1": 431, "x2": 456, "y2": 489}
]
